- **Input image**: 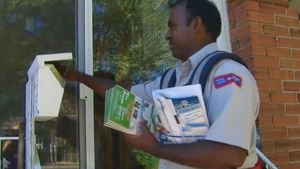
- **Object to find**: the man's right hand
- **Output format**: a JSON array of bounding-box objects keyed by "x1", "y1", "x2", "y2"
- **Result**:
[
  {"x1": 54, "y1": 64, "x2": 81, "y2": 82},
  {"x1": 54, "y1": 63, "x2": 120, "y2": 97}
]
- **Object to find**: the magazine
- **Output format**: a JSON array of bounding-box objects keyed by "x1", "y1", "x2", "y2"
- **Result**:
[
  {"x1": 104, "y1": 85, "x2": 154, "y2": 135},
  {"x1": 152, "y1": 84, "x2": 209, "y2": 144},
  {"x1": 104, "y1": 84, "x2": 208, "y2": 169},
  {"x1": 103, "y1": 85, "x2": 159, "y2": 169}
]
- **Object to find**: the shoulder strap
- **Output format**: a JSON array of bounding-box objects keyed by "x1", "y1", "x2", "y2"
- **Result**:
[
  {"x1": 159, "y1": 51, "x2": 221, "y2": 89},
  {"x1": 188, "y1": 51, "x2": 247, "y2": 92},
  {"x1": 159, "y1": 67, "x2": 176, "y2": 89},
  {"x1": 159, "y1": 51, "x2": 248, "y2": 91}
]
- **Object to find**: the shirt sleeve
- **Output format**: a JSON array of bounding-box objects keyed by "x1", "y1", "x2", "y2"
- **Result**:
[
  {"x1": 203, "y1": 60, "x2": 259, "y2": 151},
  {"x1": 130, "y1": 76, "x2": 161, "y2": 102}
]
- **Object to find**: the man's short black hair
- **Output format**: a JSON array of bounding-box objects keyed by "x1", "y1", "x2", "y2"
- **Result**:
[{"x1": 168, "y1": 0, "x2": 221, "y2": 41}]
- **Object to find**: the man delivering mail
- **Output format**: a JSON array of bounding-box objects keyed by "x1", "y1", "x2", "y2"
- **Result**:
[{"x1": 58, "y1": 0, "x2": 260, "y2": 168}]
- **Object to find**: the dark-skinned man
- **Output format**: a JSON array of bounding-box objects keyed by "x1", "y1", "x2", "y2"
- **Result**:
[{"x1": 58, "y1": 0, "x2": 259, "y2": 168}]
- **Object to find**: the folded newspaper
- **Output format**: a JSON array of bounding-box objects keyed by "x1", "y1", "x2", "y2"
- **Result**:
[
  {"x1": 104, "y1": 84, "x2": 209, "y2": 169},
  {"x1": 152, "y1": 84, "x2": 209, "y2": 144}
]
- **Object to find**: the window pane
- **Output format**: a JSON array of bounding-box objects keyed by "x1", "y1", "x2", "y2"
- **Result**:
[
  {"x1": 92, "y1": 0, "x2": 173, "y2": 168},
  {"x1": 0, "y1": 0, "x2": 79, "y2": 168}
]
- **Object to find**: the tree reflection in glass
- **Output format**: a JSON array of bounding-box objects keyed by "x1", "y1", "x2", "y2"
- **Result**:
[{"x1": 93, "y1": 0, "x2": 174, "y2": 168}]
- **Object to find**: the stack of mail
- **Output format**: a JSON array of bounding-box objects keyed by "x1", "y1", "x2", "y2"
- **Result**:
[{"x1": 152, "y1": 84, "x2": 209, "y2": 144}]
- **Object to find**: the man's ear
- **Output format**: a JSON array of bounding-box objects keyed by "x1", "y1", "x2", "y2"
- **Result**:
[{"x1": 191, "y1": 16, "x2": 203, "y2": 33}]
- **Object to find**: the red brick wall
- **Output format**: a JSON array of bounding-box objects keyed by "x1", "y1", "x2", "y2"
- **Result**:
[{"x1": 227, "y1": 0, "x2": 300, "y2": 168}]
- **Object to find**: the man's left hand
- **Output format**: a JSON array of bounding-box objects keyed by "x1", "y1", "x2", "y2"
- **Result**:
[{"x1": 122, "y1": 122, "x2": 158, "y2": 152}]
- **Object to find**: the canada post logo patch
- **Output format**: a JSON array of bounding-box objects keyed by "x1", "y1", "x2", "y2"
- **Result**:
[{"x1": 214, "y1": 73, "x2": 242, "y2": 89}]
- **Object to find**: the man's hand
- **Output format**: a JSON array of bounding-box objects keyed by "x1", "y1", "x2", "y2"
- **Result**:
[
  {"x1": 54, "y1": 64, "x2": 81, "y2": 82},
  {"x1": 2, "y1": 140, "x2": 12, "y2": 152},
  {"x1": 54, "y1": 63, "x2": 118, "y2": 97},
  {"x1": 122, "y1": 122, "x2": 158, "y2": 152}
]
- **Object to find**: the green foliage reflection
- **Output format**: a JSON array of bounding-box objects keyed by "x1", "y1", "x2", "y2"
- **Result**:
[
  {"x1": 93, "y1": 0, "x2": 175, "y2": 84},
  {"x1": 0, "y1": 0, "x2": 75, "y2": 134}
]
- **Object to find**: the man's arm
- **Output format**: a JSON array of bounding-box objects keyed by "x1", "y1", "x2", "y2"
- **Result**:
[
  {"x1": 78, "y1": 72, "x2": 116, "y2": 97},
  {"x1": 123, "y1": 124, "x2": 247, "y2": 169},
  {"x1": 56, "y1": 66, "x2": 130, "y2": 97}
]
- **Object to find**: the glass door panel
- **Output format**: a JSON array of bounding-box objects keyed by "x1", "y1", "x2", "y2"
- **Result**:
[
  {"x1": 0, "y1": 0, "x2": 79, "y2": 168},
  {"x1": 92, "y1": 0, "x2": 173, "y2": 168}
]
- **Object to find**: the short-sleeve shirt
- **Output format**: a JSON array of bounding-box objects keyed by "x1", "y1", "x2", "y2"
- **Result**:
[{"x1": 131, "y1": 43, "x2": 259, "y2": 169}]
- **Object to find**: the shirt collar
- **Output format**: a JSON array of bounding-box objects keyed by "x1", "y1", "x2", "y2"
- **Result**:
[
  {"x1": 188, "y1": 42, "x2": 219, "y2": 69},
  {"x1": 175, "y1": 42, "x2": 219, "y2": 77}
]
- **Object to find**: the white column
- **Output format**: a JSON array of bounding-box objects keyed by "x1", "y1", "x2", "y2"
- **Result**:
[
  {"x1": 77, "y1": 0, "x2": 95, "y2": 168},
  {"x1": 211, "y1": 0, "x2": 232, "y2": 52}
]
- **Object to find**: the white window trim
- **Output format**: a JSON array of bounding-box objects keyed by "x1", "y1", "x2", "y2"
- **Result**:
[
  {"x1": 77, "y1": 0, "x2": 95, "y2": 168},
  {"x1": 211, "y1": 0, "x2": 232, "y2": 52}
]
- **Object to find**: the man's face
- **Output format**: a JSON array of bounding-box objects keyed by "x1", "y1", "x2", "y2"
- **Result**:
[{"x1": 165, "y1": 4, "x2": 194, "y2": 61}]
